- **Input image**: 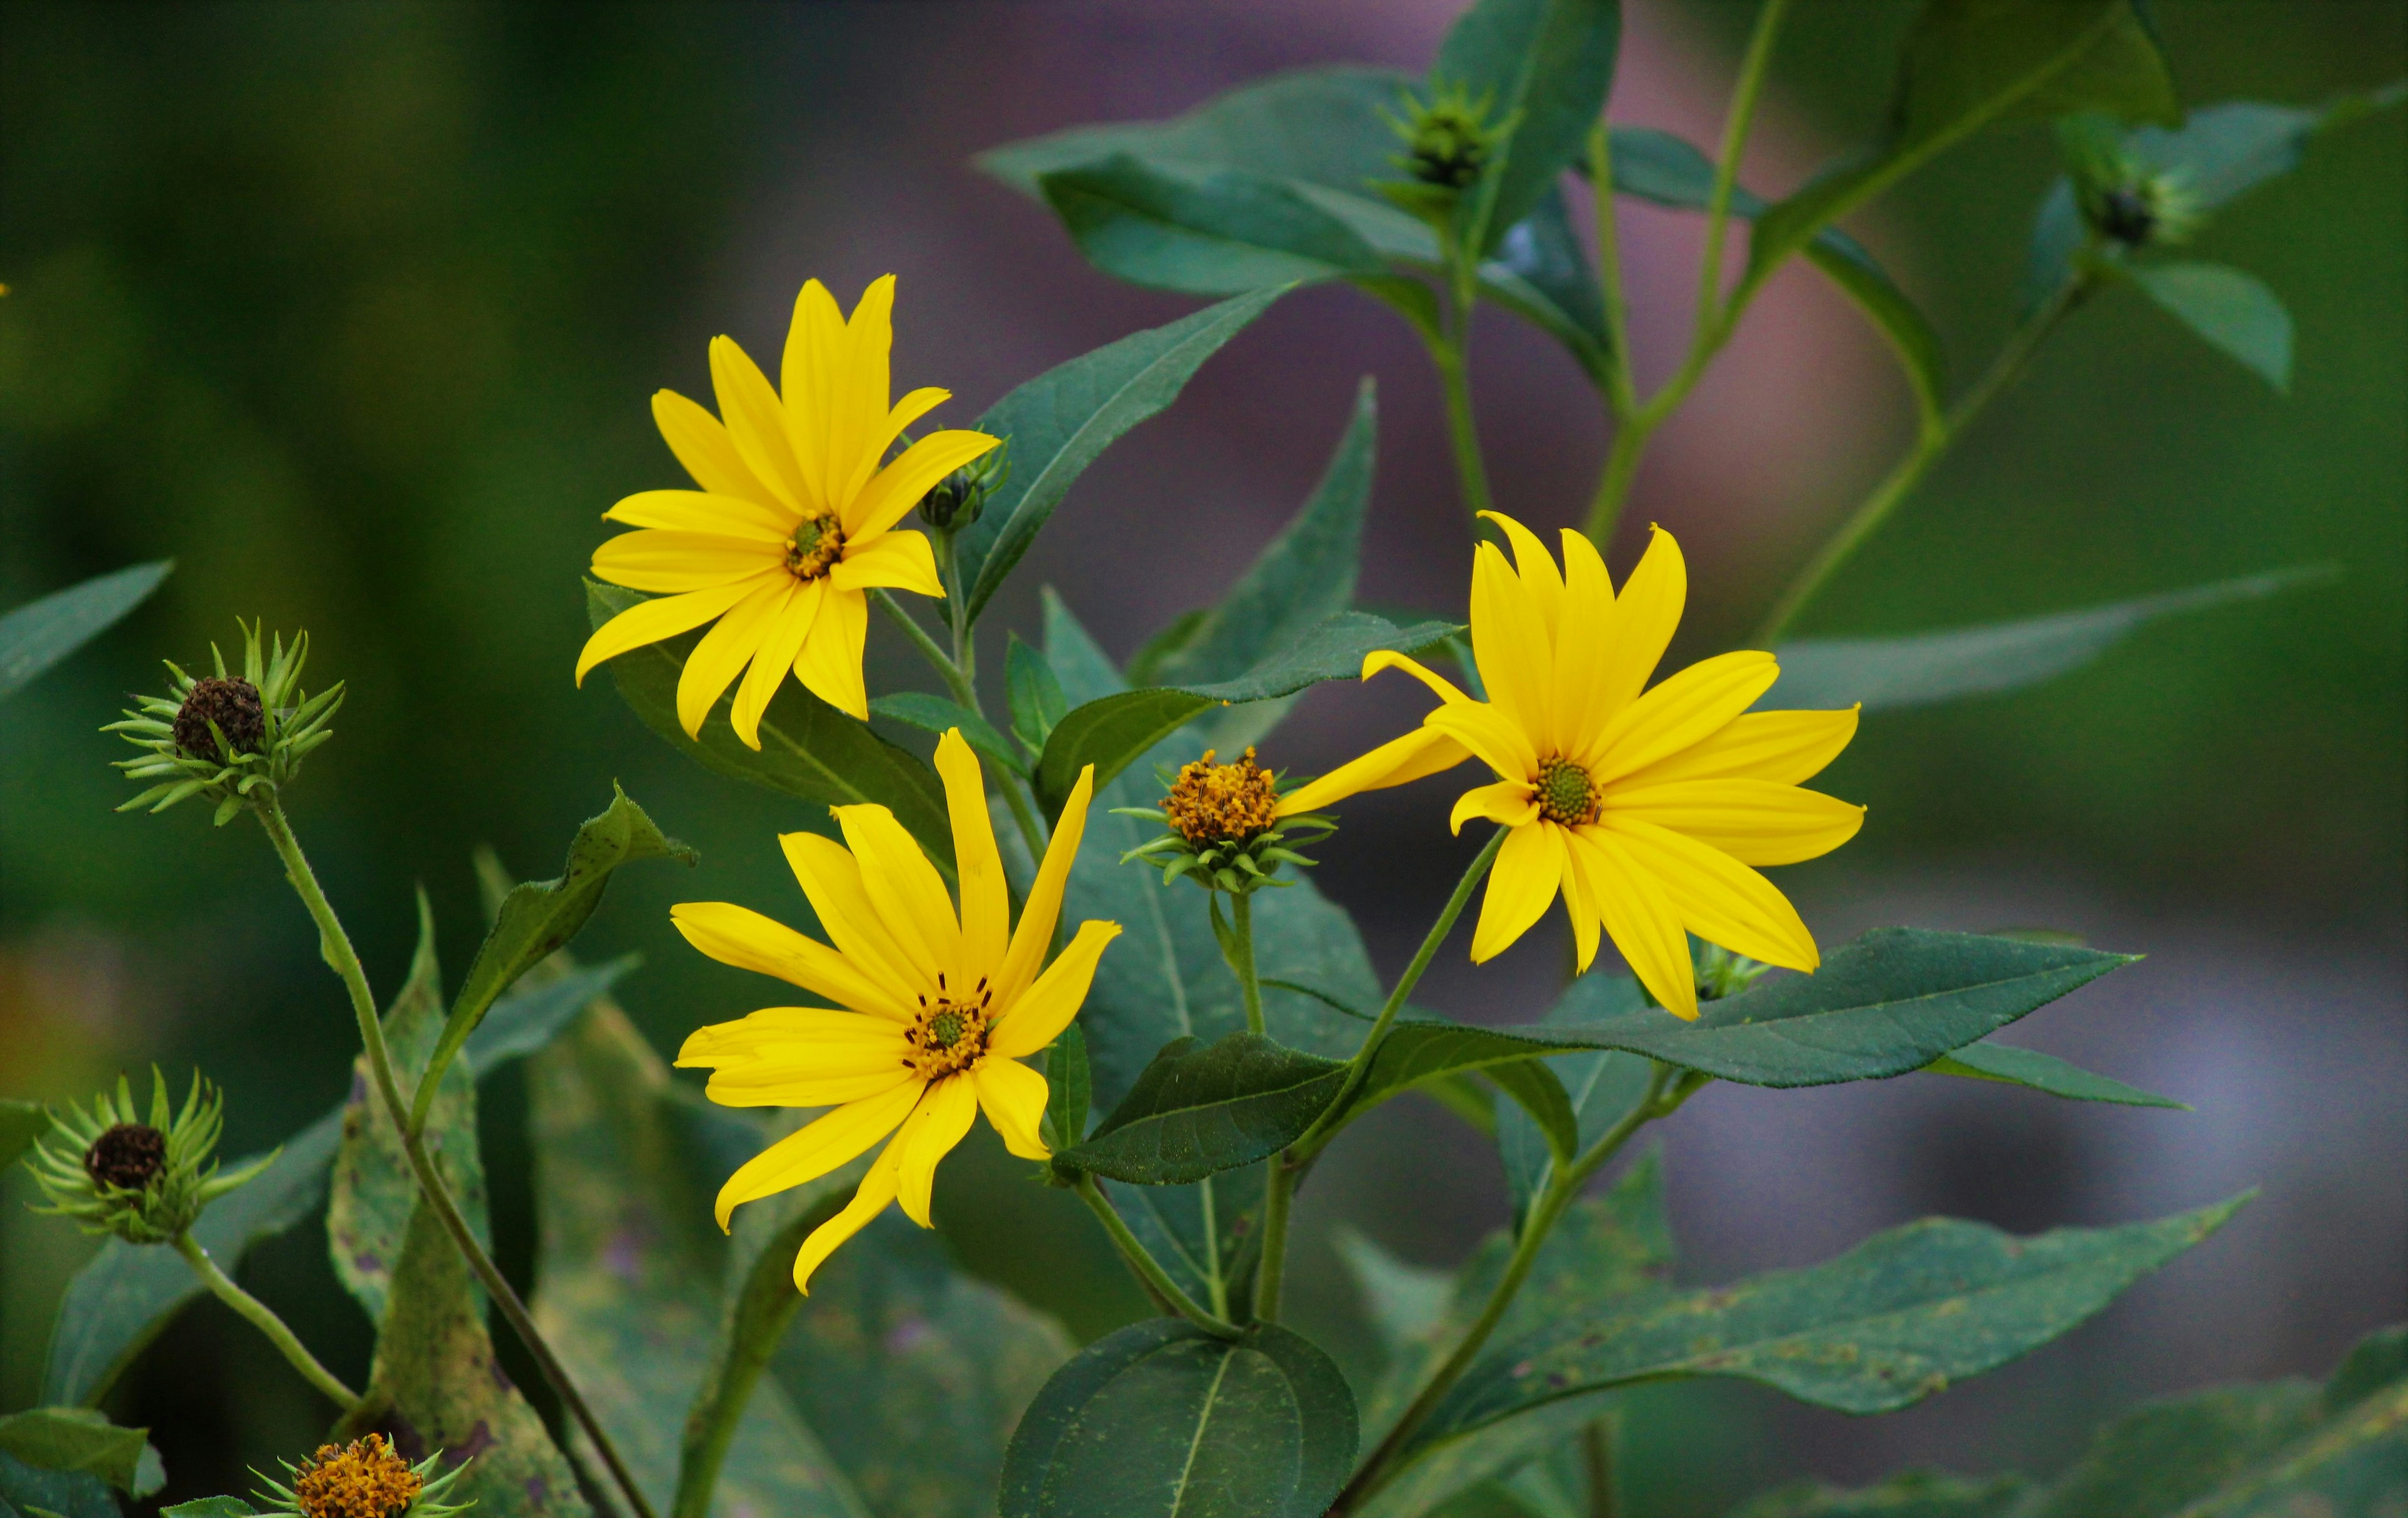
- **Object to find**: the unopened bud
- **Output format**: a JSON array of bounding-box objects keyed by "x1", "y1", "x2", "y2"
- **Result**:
[{"x1": 918, "y1": 443, "x2": 1009, "y2": 533}]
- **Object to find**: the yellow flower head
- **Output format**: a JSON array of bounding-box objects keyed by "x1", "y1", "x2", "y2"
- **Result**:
[
  {"x1": 673, "y1": 730, "x2": 1119, "y2": 1291},
  {"x1": 1277, "y1": 513, "x2": 1864, "y2": 1020},
  {"x1": 576, "y1": 276, "x2": 1000, "y2": 744}
]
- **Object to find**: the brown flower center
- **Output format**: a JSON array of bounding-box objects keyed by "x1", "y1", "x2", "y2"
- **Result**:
[
  {"x1": 84, "y1": 1122, "x2": 167, "y2": 1191},
  {"x1": 1163, "y1": 747, "x2": 1281, "y2": 846},
  {"x1": 1534, "y1": 756, "x2": 1598, "y2": 827},
  {"x1": 291, "y1": 1435, "x2": 421, "y2": 1518},
  {"x1": 784, "y1": 516, "x2": 845, "y2": 581},
  {"x1": 904, "y1": 974, "x2": 993, "y2": 1080},
  {"x1": 172, "y1": 676, "x2": 265, "y2": 761}
]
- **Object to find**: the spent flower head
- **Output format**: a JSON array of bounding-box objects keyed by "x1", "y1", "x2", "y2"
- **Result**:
[
  {"x1": 108, "y1": 621, "x2": 342, "y2": 825},
  {"x1": 253, "y1": 1435, "x2": 474, "y2": 1518},
  {"x1": 1115, "y1": 746, "x2": 1335, "y2": 896},
  {"x1": 24, "y1": 1069, "x2": 273, "y2": 1245}
]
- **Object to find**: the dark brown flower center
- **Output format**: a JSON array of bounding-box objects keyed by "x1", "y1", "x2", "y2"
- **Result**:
[
  {"x1": 172, "y1": 676, "x2": 265, "y2": 761},
  {"x1": 1534, "y1": 756, "x2": 1598, "y2": 827},
  {"x1": 83, "y1": 1122, "x2": 167, "y2": 1191}
]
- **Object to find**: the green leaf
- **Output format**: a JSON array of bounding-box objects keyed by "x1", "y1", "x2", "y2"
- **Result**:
[
  {"x1": 462, "y1": 960, "x2": 636, "y2": 1074},
  {"x1": 1329, "y1": 1017, "x2": 1587, "y2": 1155},
  {"x1": 43, "y1": 1108, "x2": 344, "y2": 1407},
  {"x1": 1007, "y1": 632, "x2": 1068, "y2": 756},
  {"x1": 1745, "y1": 0, "x2": 2175, "y2": 306},
  {"x1": 1038, "y1": 155, "x2": 1386, "y2": 294},
  {"x1": 872, "y1": 691, "x2": 1025, "y2": 777},
  {"x1": 2130, "y1": 262, "x2": 2293, "y2": 392},
  {"x1": 0, "y1": 1409, "x2": 162, "y2": 1496},
  {"x1": 1925, "y1": 1039, "x2": 2186, "y2": 1108},
  {"x1": 1044, "y1": 1022, "x2": 1092, "y2": 1148},
  {"x1": 0, "y1": 1448, "x2": 117, "y2": 1518},
  {"x1": 1403, "y1": 1195, "x2": 2247, "y2": 1469},
  {"x1": 1333, "y1": 1229, "x2": 1455, "y2": 1365},
  {"x1": 1105, "y1": 1167, "x2": 1269, "y2": 1324},
  {"x1": 1054, "y1": 1032, "x2": 1349, "y2": 1185},
  {"x1": 1766, "y1": 568, "x2": 2331, "y2": 712},
  {"x1": 1000, "y1": 1319, "x2": 1358, "y2": 1518},
  {"x1": 1729, "y1": 1470, "x2": 2030, "y2": 1518},
  {"x1": 0, "y1": 560, "x2": 171, "y2": 703},
  {"x1": 1, "y1": 1098, "x2": 53, "y2": 1172},
  {"x1": 1479, "y1": 1061, "x2": 1577, "y2": 1166},
  {"x1": 955, "y1": 289, "x2": 1289, "y2": 624},
  {"x1": 1432, "y1": 0, "x2": 1621, "y2": 255},
  {"x1": 588, "y1": 580, "x2": 955, "y2": 871},
  {"x1": 162, "y1": 1500, "x2": 261, "y2": 1518},
  {"x1": 413, "y1": 784, "x2": 692, "y2": 1134}
]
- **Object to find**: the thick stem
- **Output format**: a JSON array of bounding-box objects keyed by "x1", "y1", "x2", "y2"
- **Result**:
[
  {"x1": 1075, "y1": 1176, "x2": 1243, "y2": 1339},
  {"x1": 256, "y1": 802, "x2": 660, "y2": 1518},
  {"x1": 673, "y1": 1296, "x2": 803, "y2": 1518},
  {"x1": 1755, "y1": 272, "x2": 2091, "y2": 644},
  {"x1": 1229, "y1": 892, "x2": 1264, "y2": 1037},
  {"x1": 1253, "y1": 1153, "x2": 1296, "y2": 1325},
  {"x1": 176, "y1": 1230, "x2": 359, "y2": 1410}
]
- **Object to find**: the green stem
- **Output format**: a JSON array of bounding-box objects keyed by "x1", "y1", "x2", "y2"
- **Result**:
[
  {"x1": 1254, "y1": 1153, "x2": 1296, "y2": 1325},
  {"x1": 1755, "y1": 270, "x2": 2091, "y2": 644},
  {"x1": 871, "y1": 583, "x2": 1048, "y2": 862},
  {"x1": 673, "y1": 1278, "x2": 806, "y2": 1518},
  {"x1": 175, "y1": 1229, "x2": 359, "y2": 1410},
  {"x1": 999, "y1": 770, "x2": 1050, "y2": 862},
  {"x1": 1582, "y1": 1413, "x2": 1624, "y2": 1518},
  {"x1": 1229, "y1": 893, "x2": 1264, "y2": 1037},
  {"x1": 1074, "y1": 1175, "x2": 1243, "y2": 1339},
  {"x1": 1694, "y1": 0, "x2": 1791, "y2": 339},
  {"x1": 256, "y1": 801, "x2": 662, "y2": 1518},
  {"x1": 1587, "y1": 123, "x2": 1640, "y2": 425},
  {"x1": 1429, "y1": 224, "x2": 1497, "y2": 522},
  {"x1": 871, "y1": 587, "x2": 976, "y2": 709}
]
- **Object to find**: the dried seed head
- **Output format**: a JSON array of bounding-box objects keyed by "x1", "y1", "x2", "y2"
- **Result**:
[
  {"x1": 173, "y1": 676, "x2": 265, "y2": 761},
  {"x1": 83, "y1": 1122, "x2": 167, "y2": 1191}
]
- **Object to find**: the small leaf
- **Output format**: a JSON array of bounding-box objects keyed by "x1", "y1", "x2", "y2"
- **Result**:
[
  {"x1": 1432, "y1": 0, "x2": 1622, "y2": 254},
  {"x1": 2130, "y1": 262, "x2": 2294, "y2": 393},
  {"x1": 1925, "y1": 1040, "x2": 2186, "y2": 1109},
  {"x1": 0, "y1": 560, "x2": 172, "y2": 704},
  {"x1": 1727, "y1": 1471, "x2": 2029, "y2": 1518},
  {"x1": 1000, "y1": 1319, "x2": 1357, "y2": 1518},
  {"x1": 1054, "y1": 1032, "x2": 1349, "y2": 1185},
  {"x1": 871, "y1": 692, "x2": 1025, "y2": 777},
  {"x1": 1007, "y1": 633, "x2": 1068, "y2": 756},
  {"x1": 1045, "y1": 1023, "x2": 1092, "y2": 1148},
  {"x1": 1766, "y1": 567, "x2": 2331, "y2": 712},
  {"x1": 1037, "y1": 155, "x2": 1386, "y2": 294},
  {"x1": 1478, "y1": 1060, "x2": 1576, "y2": 1166},
  {"x1": 1, "y1": 1098, "x2": 52, "y2": 1172},
  {"x1": 0, "y1": 1408, "x2": 161, "y2": 1495},
  {"x1": 1481, "y1": 187, "x2": 1612, "y2": 383},
  {"x1": 161, "y1": 1500, "x2": 261, "y2": 1518}
]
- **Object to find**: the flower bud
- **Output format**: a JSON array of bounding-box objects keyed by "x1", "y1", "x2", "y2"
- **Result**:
[
  {"x1": 253, "y1": 1434, "x2": 475, "y2": 1518},
  {"x1": 107, "y1": 620, "x2": 343, "y2": 825},
  {"x1": 918, "y1": 442, "x2": 1009, "y2": 533},
  {"x1": 1378, "y1": 82, "x2": 1517, "y2": 222},
  {"x1": 1692, "y1": 941, "x2": 1770, "y2": 1004},
  {"x1": 1114, "y1": 746, "x2": 1335, "y2": 896},
  {"x1": 24, "y1": 1069, "x2": 273, "y2": 1245}
]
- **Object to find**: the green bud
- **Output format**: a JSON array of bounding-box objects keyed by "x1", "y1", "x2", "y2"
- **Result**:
[
  {"x1": 919, "y1": 441, "x2": 1010, "y2": 533},
  {"x1": 105, "y1": 620, "x2": 343, "y2": 824},
  {"x1": 1692, "y1": 940, "x2": 1771, "y2": 1004},
  {"x1": 1378, "y1": 82, "x2": 1518, "y2": 222},
  {"x1": 2057, "y1": 112, "x2": 2203, "y2": 252},
  {"x1": 24, "y1": 1068, "x2": 272, "y2": 1245}
]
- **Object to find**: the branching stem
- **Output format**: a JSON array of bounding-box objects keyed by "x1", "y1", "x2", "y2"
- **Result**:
[
  {"x1": 1074, "y1": 1175, "x2": 1243, "y2": 1339},
  {"x1": 175, "y1": 1229, "x2": 359, "y2": 1410}
]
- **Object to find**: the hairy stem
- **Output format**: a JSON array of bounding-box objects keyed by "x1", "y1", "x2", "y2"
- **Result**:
[
  {"x1": 1229, "y1": 893, "x2": 1264, "y2": 1037},
  {"x1": 256, "y1": 801, "x2": 660, "y2": 1518},
  {"x1": 176, "y1": 1229, "x2": 359, "y2": 1410},
  {"x1": 1075, "y1": 1175, "x2": 1243, "y2": 1339}
]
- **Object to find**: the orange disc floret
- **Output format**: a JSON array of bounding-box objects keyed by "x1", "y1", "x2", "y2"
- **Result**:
[
  {"x1": 1163, "y1": 748, "x2": 1282, "y2": 846},
  {"x1": 290, "y1": 1435, "x2": 422, "y2": 1518}
]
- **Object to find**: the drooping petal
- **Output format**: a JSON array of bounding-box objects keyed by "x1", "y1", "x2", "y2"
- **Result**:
[
  {"x1": 592, "y1": 530, "x2": 787, "y2": 594},
  {"x1": 1425, "y1": 700, "x2": 1540, "y2": 783},
  {"x1": 974, "y1": 1056, "x2": 1053, "y2": 1160},
  {"x1": 1469, "y1": 541, "x2": 1555, "y2": 749},
  {"x1": 677, "y1": 1004, "x2": 912, "y2": 1061},
  {"x1": 1469, "y1": 820, "x2": 1567, "y2": 963},
  {"x1": 1478, "y1": 511, "x2": 1565, "y2": 643},
  {"x1": 830, "y1": 529, "x2": 943, "y2": 598},
  {"x1": 729, "y1": 578, "x2": 824, "y2": 751},
  {"x1": 781, "y1": 831, "x2": 936, "y2": 1004},
  {"x1": 1565, "y1": 827, "x2": 1697, "y2": 1019},
  {"x1": 1602, "y1": 778, "x2": 1866, "y2": 866},
  {"x1": 574, "y1": 576, "x2": 764, "y2": 686},
  {"x1": 1449, "y1": 778, "x2": 1538, "y2": 836},
  {"x1": 709, "y1": 335, "x2": 810, "y2": 511},
  {"x1": 823, "y1": 275, "x2": 897, "y2": 517},
  {"x1": 1551, "y1": 529, "x2": 1617, "y2": 757},
  {"x1": 713, "y1": 1078, "x2": 921, "y2": 1229},
  {"x1": 849, "y1": 385, "x2": 952, "y2": 506},
  {"x1": 833, "y1": 803, "x2": 964, "y2": 988},
  {"x1": 791, "y1": 1133, "x2": 905, "y2": 1293},
  {"x1": 934, "y1": 730, "x2": 1010, "y2": 981},
  {"x1": 1277, "y1": 726, "x2": 1472, "y2": 816},
  {"x1": 793, "y1": 583, "x2": 870, "y2": 721},
  {"x1": 652, "y1": 389, "x2": 788, "y2": 516},
  {"x1": 1558, "y1": 834, "x2": 1604, "y2": 972},
  {"x1": 604, "y1": 487, "x2": 796, "y2": 542},
  {"x1": 996, "y1": 764, "x2": 1094, "y2": 1011},
  {"x1": 668, "y1": 901, "x2": 912, "y2": 1019},
  {"x1": 1596, "y1": 526, "x2": 1685, "y2": 725},
  {"x1": 1590, "y1": 650, "x2": 1780, "y2": 783},
  {"x1": 893, "y1": 1071, "x2": 978, "y2": 1228},
  {"x1": 990, "y1": 920, "x2": 1121, "y2": 1059},
  {"x1": 781, "y1": 280, "x2": 847, "y2": 510},
  {"x1": 1603, "y1": 818, "x2": 1819, "y2": 972},
  {"x1": 1614, "y1": 707, "x2": 1861, "y2": 789},
  {"x1": 1363, "y1": 649, "x2": 1476, "y2": 707},
  {"x1": 844, "y1": 430, "x2": 1002, "y2": 542},
  {"x1": 676, "y1": 577, "x2": 789, "y2": 738}
]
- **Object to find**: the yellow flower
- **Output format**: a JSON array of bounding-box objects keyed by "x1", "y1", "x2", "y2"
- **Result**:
[
  {"x1": 673, "y1": 730, "x2": 1118, "y2": 1290},
  {"x1": 1278, "y1": 513, "x2": 1863, "y2": 1019},
  {"x1": 576, "y1": 276, "x2": 1000, "y2": 743}
]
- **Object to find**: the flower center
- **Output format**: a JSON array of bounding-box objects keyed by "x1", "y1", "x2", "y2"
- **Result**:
[
  {"x1": 172, "y1": 675, "x2": 265, "y2": 762},
  {"x1": 83, "y1": 1122, "x2": 166, "y2": 1192},
  {"x1": 904, "y1": 974, "x2": 993, "y2": 1080},
  {"x1": 291, "y1": 1435, "x2": 421, "y2": 1518},
  {"x1": 1163, "y1": 747, "x2": 1281, "y2": 846},
  {"x1": 1534, "y1": 756, "x2": 1597, "y2": 827},
  {"x1": 784, "y1": 516, "x2": 845, "y2": 581}
]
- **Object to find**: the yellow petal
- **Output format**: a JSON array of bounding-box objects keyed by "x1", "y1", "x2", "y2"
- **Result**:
[
  {"x1": 604, "y1": 488, "x2": 796, "y2": 542},
  {"x1": 1564, "y1": 827, "x2": 1696, "y2": 1019},
  {"x1": 1470, "y1": 820, "x2": 1566, "y2": 963},
  {"x1": 677, "y1": 578, "x2": 789, "y2": 738},
  {"x1": 996, "y1": 764, "x2": 1094, "y2": 1011},
  {"x1": 990, "y1": 920, "x2": 1121, "y2": 1059},
  {"x1": 848, "y1": 385, "x2": 952, "y2": 507},
  {"x1": 1449, "y1": 778, "x2": 1538, "y2": 836},
  {"x1": 1559, "y1": 834, "x2": 1603, "y2": 972},
  {"x1": 1602, "y1": 778, "x2": 1866, "y2": 866},
  {"x1": 844, "y1": 430, "x2": 1002, "y2": 542},
  {"x1": 830, "y1": 529, "x2": 943, "y2": 598},
  {"x1": 1425, "y1": 700, "x2": 1539, "y2": 784},
  {"x1": 1596, "y1": 526, "x2": 1684, "y2": 726},
  {"x1": 823, "y1": 275, "x2": 897, "y2": 516},
  {"x1": 1277, "y1": 726, "x2": 1472, "y2": 816},
  {"x1": 574, "y1": 577, "x2": 763, "y2": 686},
  {"x1": 793, "y1": 584, "x2": 870, "y2": 721},
  {"x1": 781, "y1": 831, "x2": 936, "y2": 1004},
  {"x1": 653, "y1": 389, "x2": 786, "y2": 515},
  {"x1": 1477, "y1": 511, "x2": 1565, "y2": 643},
  {"x1": 833, "y1": 802, "x2": 963, "y2": 989},
  {"x1": 704, "y1": 1065, "x2": 916, "y2": 1109},
  {"x1": 1616, "y1": 707, "x2": 1861, "y2": 790},
  {"x1": 1603, "y1": 818, "x2": 1818, "y2": 972},
  {"x1": 1470, "y1": 541, "x2": 1555, "y2": 750},
  {"x1": 710, "y1": 334, "x2": 810, "y2": 512},
  {"x1": 713, "y1": 1078, "x2": 921, "y2": 1229},
  {"x1": 1550, "y1": 529, "x2": 1617, "y2": 758},
  {"x1": 781, "y1": 280, "x2": 846, "y2": 509},
  {"x1": 668, "y1": 901, "x2": 913, "y2": 1019},
  {"x1": 593, "y1": 531, "x2": 786, "y2": 594},
  {"x1": 730, "y1": 580, "x2": 824, "y2": 751},
  {"x1": 894, "y1": 1070, "x2": 978, "y2": 1227},
  {"x1": 975, "y1": 1057, "x2": 1052, "y2": 1160},
  {"x1": 1363, "y1": 650, "x2": 1475, "y2": 706},
  {"x1": 676, "y1": 1004, "x2": 911, "y2": 1060},
  {"x1": 1591, "y1": 650, "x2": 1779, "y2": 783},
  {"x1": 934, "y1": 731, "x2": 1010, "y2": 981},
  {"x1": 792, "y1": 1133, "x2": 905, "y2": 1293}
]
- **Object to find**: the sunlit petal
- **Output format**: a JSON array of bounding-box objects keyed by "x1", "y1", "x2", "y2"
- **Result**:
[
  {"x1": 604, "y1": 488, "x2": 796, "y2": 542},
  {"x1": 830, "y1": 529, "x2": 943, "y2": 598},
  {"x1": 793, "y1": 583, "x2": 870, "y2": 721},
  {"x1": 1615, "y1": 707, "x2": 1860, "y2": 789},
  {"x1": 1277, "y1": 726, "x2": 1471, "y2": 816},
  {"x1": 652, "y1": 389, "x2": 788, "y2": 516},
  {"x1": 1425, "y1": 700, "x2": 1539, "y2": 783},
  {"x1": 997, "y1": 764, "x2": 1094, "y2": 1009},
  {"x1": 1590, "y1": 650, "x2": 1779, "y2": 783},
  {"x1": 1363, "y1": 650, "x2": 1475, "y2": 706},
  {"x1": 845, "y1": 430, "x2": 1002, "y2": 542},
  {"x1": 1470, "y1": 541, "x2": 1555, "y2": 746},
  {"x1": 1469, "y1": 819, "x2": 1566, "y2": 963},
  {"x1": 895, "y1": 1070, "x2": 978, "y2": 1227},
  {"x1": 1564, "y1": 827, "x2": 1696, "y2": 1019},
  {"x1": 1477, "y1": 511, "x2": 1565, "y2": 642},
  {"x1": 1449, "y1": 777, "x2": 1538, "y2": 836},
  {"x1": 780, "y1": 279, "x2": 846, "y2": 509},
  {"x1": 712, "y1": 1078, "x2": 920, "y2": 1229},
  {"x1": 990, "y1": 920, "x2": 1121, "y2": 1059},
  {"x1": 1596, "y1": 526, "x2": 1684, "y2": 726},
  {"x1": 574, "y1": 576, "x2": 765, "y2": 686},
  {"x1": 676, "y1": 578, "x2": 789, "y2": 738},
  {"x1": 1602, "y1": 778, "x2": 1866, "y2": 866},
  {"x1": 709, "y1": 335, "x2": 810, "y2": 511},
  {"x1": 824, "y1": 275, "x2": 897, "y2": 514},
  {"x1": 792, "y1": 1135, "x2": 905, "y2": 1293},
  {"x1": 668, "y1": 901, "x2": 912, "y2": 1019},
  {"x1": 934, "y1": 731, "x2": 1010, "y2": 978},
  {"x1": 730, "y1": 580, "x2": 824, "y2": 751},
  {"x1": 976, "y1": 1058, "x2": 1053, "y2": 1160},
  {"x1": 781, "y1": 830, "x2": 936, "y2": 1004},
  {"x1": 833, "y1": 802, "x2": 964, "y2": 988},
  {"x1": 1603, "y1": 818, "x2": 1819, "y2": 972}
]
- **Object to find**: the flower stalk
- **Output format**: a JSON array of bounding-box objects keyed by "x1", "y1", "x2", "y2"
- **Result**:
[
  {"x1": 174, "y1": 1230, "x2": 361, "y2": 1410},
  {"x1": 1074, "y1": 1174, "x2": 1244, "y2": 1339}
]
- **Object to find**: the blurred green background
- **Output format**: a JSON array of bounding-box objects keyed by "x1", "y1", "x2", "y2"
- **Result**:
[{"x1": 1, "y1": 1, "x2": 2399, "y2": 1512}]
